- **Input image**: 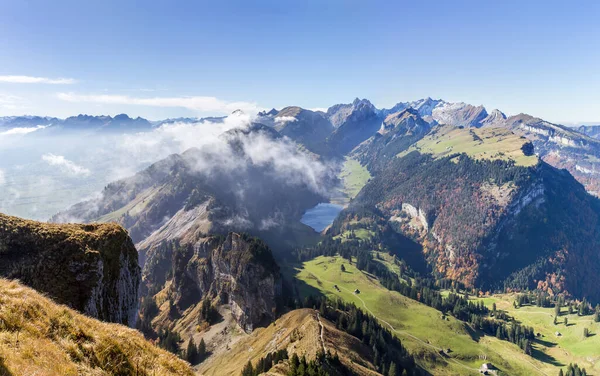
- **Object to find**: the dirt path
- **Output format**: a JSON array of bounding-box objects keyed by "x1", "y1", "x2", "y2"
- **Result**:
[{"x1": 315, "y1": 312, "x2": 327, "y2": 354}]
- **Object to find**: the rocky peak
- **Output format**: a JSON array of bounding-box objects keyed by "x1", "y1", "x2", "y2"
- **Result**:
[
  {"x1": 381, "y1": 107, "x2": 428, "y2": 134},
  {"x1": 410, "y1": 97, "x2": 445, "y2": 116},
  {"x1": 481, "y1": 109, "x2": 507, "y2": 127}
]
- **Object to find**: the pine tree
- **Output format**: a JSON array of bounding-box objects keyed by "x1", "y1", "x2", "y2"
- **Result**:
[
  {"x1": 388, "y1": 361, "x2": 397, "y2": 376},
  {"x1": 198, "y1": 338, "x2": 207, "y2": 362},
  {"x1": 241, "y1": 360, "x2": 254, "y2": 376},
  {"x1": 186, "y1": 337, "x2": 198, "y2": 364}
]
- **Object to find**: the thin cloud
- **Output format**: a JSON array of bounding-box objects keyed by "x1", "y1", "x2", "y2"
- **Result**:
[
  {"x1": 0, "y1": 125, "x2": 48, "y2": 136},
  {"x1": 57, "y1": 92, "x2": 263, "y2": 114},
  {"x1": 0, "y1": 75, "x2": 77, "y2": 84},
  {"x1": 41, "y1": 154, "x2": 91, "y2": 176},
  {"x1": 274, "y1": 116, "x2": 297, "y2": 123},
  {"x1": 0, "y1": 93, "x2": 24, "y2": 109}
]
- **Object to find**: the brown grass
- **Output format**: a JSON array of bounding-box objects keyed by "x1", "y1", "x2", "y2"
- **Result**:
[
  {"x1": 198, "y1": 308, "x2": 380, "y2": 376},
  {"x1": 0, "y1": 278, "x2": 193, "y2": 376}
]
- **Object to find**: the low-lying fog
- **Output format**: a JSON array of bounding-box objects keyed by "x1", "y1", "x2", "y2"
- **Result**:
[{"x1": 0, "y1": 113, "x2": 337, "y2": 221}]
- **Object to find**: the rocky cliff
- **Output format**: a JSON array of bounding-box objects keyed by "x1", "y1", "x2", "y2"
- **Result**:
[
  {"x1": 0, "y1": 213, "x2": 141, "y2": 325},
  {"x1": 144, "y1": 232, "x2": 281, "y2": 333},
  {"x1": 326, "y1": 98, "x2": 383, "y2": 155}
]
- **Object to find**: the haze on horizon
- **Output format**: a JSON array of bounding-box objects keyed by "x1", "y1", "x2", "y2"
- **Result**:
[{"x1": 0, "y1": 0, "x2": 599, "y2": 124}]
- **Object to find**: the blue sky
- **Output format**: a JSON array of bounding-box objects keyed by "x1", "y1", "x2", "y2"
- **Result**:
[{"x1": 0, "y1": 0, "x2": 598, "y2": 123}]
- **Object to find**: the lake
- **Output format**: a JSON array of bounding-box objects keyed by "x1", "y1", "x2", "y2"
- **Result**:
[{"x1": 300, "y1": 203, "x2": 343, "y2": 232}]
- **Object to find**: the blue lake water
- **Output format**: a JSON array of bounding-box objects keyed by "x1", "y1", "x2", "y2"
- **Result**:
[{"x1": 300, "y1": 203, "x2": 344, "y2": 232}]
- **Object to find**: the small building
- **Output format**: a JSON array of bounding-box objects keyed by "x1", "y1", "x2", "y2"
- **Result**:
[
  {"x1": 354, "y1": 289, "x2": 361, "y2": 294},
  {"x1": 479, "y1": 363, "x2": 497, "y2": 375},
  {"x1": 555, "y1": 331, "x2": 562, "y2": 337}
]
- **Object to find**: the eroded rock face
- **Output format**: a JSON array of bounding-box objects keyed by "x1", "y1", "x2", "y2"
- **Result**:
[
  {"x1": 167, "y1": 232, "x2": 281, "y2": 332},
  {"x1": 0, "y1": 213, "x2": 141, "y2": 325}
]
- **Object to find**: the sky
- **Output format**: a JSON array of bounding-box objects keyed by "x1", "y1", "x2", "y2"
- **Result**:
[{"x1": 0, "y1": 0, "x2": 599, "y2": 124}]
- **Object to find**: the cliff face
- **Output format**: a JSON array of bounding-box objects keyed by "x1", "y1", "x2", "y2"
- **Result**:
[
  {"x1": 148, "y1": 232, "x2": 281, "y2": 333},
  {"x1": 0, "y1": 213, "x2": 141, "y2": 325}
]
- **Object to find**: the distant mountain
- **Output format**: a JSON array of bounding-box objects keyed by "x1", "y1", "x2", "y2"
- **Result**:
[
  {"x1": 352, "y1": 108, "x2": 431, "y2": 171},
  {"x1": 0, "y1": 114, "x2": 153, "y2": 134},
  {"x1": 0, "y1": 115, "x2": 59, "y2": 129},
  {"x1": 326, "y1": 98, "x2": 382, "y2": 155},
  {"x1": 577, "y1": 124, "x2": 600, "y2": 139},
  {"x1": 257, "y1": 106, "x2": 333, "y2": 153}
]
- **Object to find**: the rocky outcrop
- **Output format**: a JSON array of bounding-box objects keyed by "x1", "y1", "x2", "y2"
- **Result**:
[
  {"x1": 167, "y1": 232, "x2": 282, "y2": 332},
  {"x1": 0, "y1": 213, "x2": 141, "y2": 325},
  {"x1": 352, "y1": 108, "x2": 430, "y2": 171},
  {"x1": 401, "y1": 203, "x2": 429, "y2": 231}
]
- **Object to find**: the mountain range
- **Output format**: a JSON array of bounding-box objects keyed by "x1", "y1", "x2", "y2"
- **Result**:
[{"x1": 3, "y1": 96, "x2": 600, "y2": 375}]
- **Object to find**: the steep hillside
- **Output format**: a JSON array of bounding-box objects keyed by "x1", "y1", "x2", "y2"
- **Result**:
[
  {"x1": 493, "y1": 114, "x2": 600, "y2": 195},
  {"x1": 326, "y1": 98, "x2": 383, "y2": 155},
  {"x1": 141, "y1": 232, "x2": 282, "y2": 335},
  {"x1": 333, "y1": 127, "x2": 600, "y2": 302},
  {"x1": 0, "y1": 213, "x2": 140, "y2": 325},
  {"x1": 199, "y1": 309, "x2": 383, "y2": 376},
  {"x1": 270, "y1": 106, "x2": 334, "y2": 153},
  {"x1": 0, "y1": 278, "x2": 192, "y2": 376},
  {"x1": 53, "y1": 123, "x2": 330, "y2": 257}
]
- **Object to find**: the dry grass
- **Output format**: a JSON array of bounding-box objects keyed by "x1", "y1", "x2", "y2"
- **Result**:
[
  {"x1": 0, "y1": 278, "x2": 193, "y2": 376},
  {"x1": 198, "y1": 309, "x2": 380, "y2": 376}
]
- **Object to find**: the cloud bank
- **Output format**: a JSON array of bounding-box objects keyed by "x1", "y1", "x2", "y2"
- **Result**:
[
  {"x1": 0, "y1": 75, "x2": 76, "y2": 84},
  {"x1": 0, "y1": 125, "x2": 48, "y2": 136},
  {"x1": 41, "y1": 154, "x2": 91, "y2": 176},
  {"x1": 57, "y1": 92, "x2": 262, "y2": 114}
]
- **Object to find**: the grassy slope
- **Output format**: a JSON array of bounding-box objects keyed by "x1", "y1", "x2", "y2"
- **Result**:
[
  {"x1": 398, "y1": 126, "x2": 538, "y2": 167},
  {"x1": 469, "y1": 294, "x2": 600, "y2": 374},
  {"x1": 332, "y1": 157, "x2": 371, "y2": 206},
  {"x1": 198, "y1": 309, "x2": 379, "y2": 376},
  {"x1": 96, "y1": 186, "x2": 160, "y2": 223},
  {"x1": 0, "y1": 278, "x2": 192, "y2": 376},
  {"x1": 289, "y1": 256, "x2": 557, "y2": 376}
]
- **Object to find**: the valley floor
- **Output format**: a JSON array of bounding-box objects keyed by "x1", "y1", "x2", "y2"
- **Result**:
[{"x1": 285, "y1": 256, "x2": 598, "y2": 376}]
